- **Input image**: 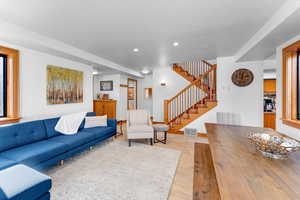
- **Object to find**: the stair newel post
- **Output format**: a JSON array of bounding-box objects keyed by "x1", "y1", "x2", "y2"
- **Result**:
[
  {"x1": 213, "y1": 65, "x2": 217, "y2": 101},
  {"x1": 164, "y1": 100, "x2": 169, "y2": 123},
  {"x1": 210, "y1": 73, "x2": 212, "y2": 100}
]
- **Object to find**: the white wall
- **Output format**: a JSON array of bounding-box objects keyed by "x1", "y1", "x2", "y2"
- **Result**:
[
  {"x1": 119, "y1": 74, "x2": 128, "y2": 120},
  {"x1": 185, "y1": 57, "x2": 266, "y2": 132},
  {"x1": 0, "y1": 40, "x2": 95, "y2": 121},
  {"x1": 264, "y1": 70, "x2": 276, "y2": 79},
  {"x1": 275, "y1": 34, "x2": 300, "y2": 140},
  {"x1": 152, "y1": 65, "x2": 190, "y2": 121},
  {"x1": 21, "y1": 50, "x2": 93, "y2": 120},
  {"x1": 93, "y1": 74, "x2": 122, "y2": 119},
  {"x1": 137, "y1": 74, "x2": 153, "y2": 115},
  {"x1": 93, "y1": 74, "x2": 121, "y2": 101}
]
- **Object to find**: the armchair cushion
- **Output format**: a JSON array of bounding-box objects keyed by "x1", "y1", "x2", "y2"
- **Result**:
[
  {"x1": 127, "y1": 132, "x2": 154, "y2": 140},
  {"x1": 127, "y1": 125, "x2": 153, "y2": 133},
  {"x1": 128, "y1": 110, "x2": 151, "y2": 126}
]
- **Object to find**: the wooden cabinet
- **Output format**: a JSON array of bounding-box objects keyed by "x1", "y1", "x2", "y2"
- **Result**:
[
  {"x1": 93, "y1": 100, "x2": 117, "y2": 119},
  {"x1": 264, "y1": 79, "x2": 276, "y2": 93},
  {"x1": 264, "y1": 79, "x2": 276, "y2": 129},
  {"x1": 264, "y1": 112, "x2": 276, "y2": 129}
]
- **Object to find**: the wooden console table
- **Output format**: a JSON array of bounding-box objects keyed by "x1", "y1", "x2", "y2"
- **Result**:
[{"x1": 201, "y1": 123, "x2": 300, "y2": 200}]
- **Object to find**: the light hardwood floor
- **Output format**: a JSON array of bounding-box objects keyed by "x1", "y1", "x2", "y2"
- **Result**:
[{"x1": 116, "y1": 133, "x2": 208, "y2": 200}]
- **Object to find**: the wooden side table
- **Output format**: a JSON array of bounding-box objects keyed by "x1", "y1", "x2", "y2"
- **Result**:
[
  {"x1": 153, "y1": 124, "x2": 169, "y2": 144},
  {"x1": 117, "y1": 120, "x2": 126, "y2": 136}
]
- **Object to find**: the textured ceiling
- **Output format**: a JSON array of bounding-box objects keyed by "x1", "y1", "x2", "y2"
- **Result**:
[{"x1": 0, "y1": 0, "x2": 285, "y2": 70}]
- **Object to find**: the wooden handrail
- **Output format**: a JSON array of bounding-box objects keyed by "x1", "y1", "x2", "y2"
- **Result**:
[
  {"x1": 169, "y1": 65, "x2": 216, "y2": 102},
  {"x1": 201, "y1": 60, "x2": 214, "y2": 67},
  {"x1": 164, "y1": 60, "x2": 217, "y2": 124}
]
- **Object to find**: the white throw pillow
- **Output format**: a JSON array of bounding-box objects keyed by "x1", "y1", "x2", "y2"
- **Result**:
[
  {"x1": 84, "y1": 115, "x2": 107, "y2": 128},
  {"x1": 55, "y1": 112, "x2": 87, "y2": 135}
]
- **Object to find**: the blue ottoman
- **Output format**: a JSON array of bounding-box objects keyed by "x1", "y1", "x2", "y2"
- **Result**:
[{"x1": 0, "y1": 165, "x2": 51, "y2": 200}]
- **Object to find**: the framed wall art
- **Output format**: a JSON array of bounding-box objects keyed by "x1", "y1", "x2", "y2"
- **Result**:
[
  {"x1": 47, "y1": 65, "x2": 83, "y2": 104},
  {"x1": 100, "y1": 81, "x2": 113, "y2": 91}
]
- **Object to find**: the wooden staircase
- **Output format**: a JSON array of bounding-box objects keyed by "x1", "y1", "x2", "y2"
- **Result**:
[{"x1": 164, "y1": 60, "x2": 217, "y2": 133}]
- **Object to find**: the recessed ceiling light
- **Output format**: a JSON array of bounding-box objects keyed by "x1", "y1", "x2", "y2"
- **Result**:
[
  {"x1": 141, "y1": 69, "x2": 151, "y2": 75},
  {"x1": 92, "y1": 71, "x2": 99, "y2": 75},
  {"x1": 173, "y1": 42, "x2": 179, "y2": 47},
  {"x1": 133, "y1": 48, "x2": 139, "y2": 52}
]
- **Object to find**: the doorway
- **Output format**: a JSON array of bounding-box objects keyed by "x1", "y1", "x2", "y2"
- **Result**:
[
  {"x1": 263, "y1": 69, "x2": 276, "y2": 129},
  {"x1": 128, "y1": 78, "x2": 137, "y2": 110}
]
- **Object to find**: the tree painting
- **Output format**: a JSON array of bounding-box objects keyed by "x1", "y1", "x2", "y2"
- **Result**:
[{"x1": 47, "y1": 65, "x2": 83, "y2": 104}]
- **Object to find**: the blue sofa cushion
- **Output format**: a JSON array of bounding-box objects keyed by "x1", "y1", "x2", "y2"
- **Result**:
[
  {"x1": 0, "y1": 164, "x2": 51, "y2": 200},
  {"x1": 0, "y1": 156, "x2": 17, "y2": 171},
  {"x1": 47, "y1": 131, "x2": 97, "y2": 149},
  {"x1": 43, "y1": 117, "x2": 61, "y2": 138},
  {"x1": 0, "y1": 120, "x2": 47, "y2": 152},
  {"x1": 44, "y1": 112, "x2": 97, "y2": 138},
  {"x1": 83, "y1": 127, "x2": 115, "y2": 138},
  {"x1": 86, "y1": 112, "x2": 96, "y2": 117},
  {"x1": 0, "y1": 141, "x2": 68, "y2": 167}
]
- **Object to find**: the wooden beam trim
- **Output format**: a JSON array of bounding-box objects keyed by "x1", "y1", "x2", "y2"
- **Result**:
[{"x1": 120, "y1": 84, "x2": 128, "y2": 88}]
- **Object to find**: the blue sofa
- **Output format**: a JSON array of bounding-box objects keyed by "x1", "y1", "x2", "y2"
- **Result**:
[{"x1": 0, "y1": 112, "x2": 117, "y2": 199}]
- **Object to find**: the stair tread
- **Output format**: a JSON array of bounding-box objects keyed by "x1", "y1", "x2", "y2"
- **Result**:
[
  {"x1": 169, "y1": 63, "x2": 217, "y2": 132},
  {"x1": 169, "y1": 101, "x2": 218, "y2": 131}
]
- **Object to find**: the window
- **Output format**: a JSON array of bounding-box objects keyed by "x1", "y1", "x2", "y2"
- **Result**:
[
  {"x1": 282, "y1": 40, "x2": 300, "y2": 128},
  {"x1": 0, "y1": 45, "x2": 19, "y2": 125},
  {"x1": 0, "y1": 54, "x2": 7, "y2": 117}
]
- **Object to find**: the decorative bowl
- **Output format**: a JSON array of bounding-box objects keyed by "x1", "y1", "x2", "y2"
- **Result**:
[{"x1": 248, "y1": 132, "x2": 300, "y2": 159}]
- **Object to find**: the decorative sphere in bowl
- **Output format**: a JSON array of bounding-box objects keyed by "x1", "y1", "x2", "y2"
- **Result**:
[{"x1": 248, "y1": 132, "x2": 300, "y2": 159}]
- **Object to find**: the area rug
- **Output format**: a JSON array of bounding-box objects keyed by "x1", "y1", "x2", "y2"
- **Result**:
[{"x1": 45, "y1": 140, "x2": 181, "y2": 200}]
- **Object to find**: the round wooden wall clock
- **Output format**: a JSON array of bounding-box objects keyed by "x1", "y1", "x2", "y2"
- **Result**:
[{"x1": 231, "y1": 68, "x2": 254, "y2": 87}]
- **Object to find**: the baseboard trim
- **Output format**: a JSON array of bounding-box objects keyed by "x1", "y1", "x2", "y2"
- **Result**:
[{"x1": 152, "y1": 121, "x2": 167, "y2": 124}]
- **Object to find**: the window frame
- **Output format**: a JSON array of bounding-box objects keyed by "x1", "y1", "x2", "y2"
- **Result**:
[
  {"x1": 282, "y1": 40, "x2": 300, "y2": 129},
  {"x1": 0, "y1": 45, "x2": 20, "y2": 125},
  {"x1": 0, "y1": 54, "x2": 7, "y2": 118},
  {"x1": 297, "y1": 51, "x2": 300, "y2": 120}
]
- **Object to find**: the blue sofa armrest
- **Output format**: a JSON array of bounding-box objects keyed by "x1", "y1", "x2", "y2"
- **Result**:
[
  {"x1": 0, "y1": 165, "x2": 51, "y2": 200},
  {"x1": 107, "y1": 119, "x2": 117, "y2": 131},
  {"x1": 0, "y1": 188, "x2": 7, "y2": 200}
]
